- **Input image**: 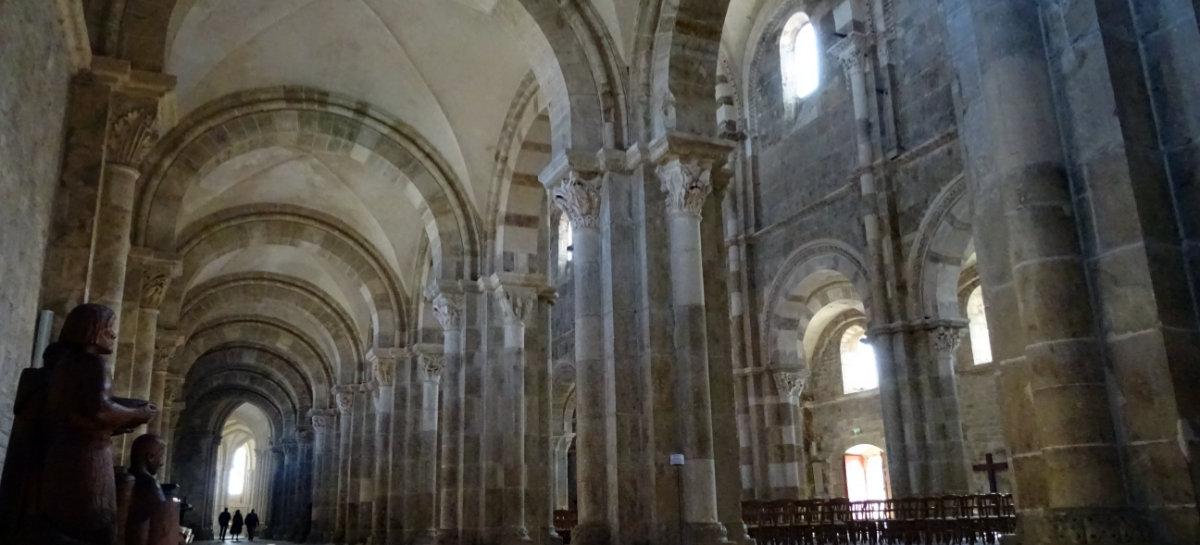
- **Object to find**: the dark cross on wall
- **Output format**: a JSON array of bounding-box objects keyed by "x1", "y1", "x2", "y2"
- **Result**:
[{"x1": 972, "y1": 453, "x2": 1010, "y2": 494}]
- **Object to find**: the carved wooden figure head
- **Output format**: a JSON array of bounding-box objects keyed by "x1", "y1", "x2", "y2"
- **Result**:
[
  {"x1": 130, "y1": 434, "x2": 167, "y2": 476},
  {"x1": 59, "y1": 303, "x2": 117, "y2": 354}
]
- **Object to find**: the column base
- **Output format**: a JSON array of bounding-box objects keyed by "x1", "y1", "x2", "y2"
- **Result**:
[
  {"x1": 570, "y1": 521, "x2": 612, "y2": 545},
  {"x1": 1020, "y1": 508, "x2": 1149, "y2": 545},
  {"x1": 432, "y1": 528, "x2": 460, "y2": 545}
]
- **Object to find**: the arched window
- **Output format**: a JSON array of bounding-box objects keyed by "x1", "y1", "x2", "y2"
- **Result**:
[
  {"x1": 780, "y1": 12, "x2": 821, "y2": 104},
  {"x1": 844, "y1": 444, "x2": 888, "y2": 501},
  {"x1": 557, "y1": 213, "x2": 574, "y2": 273},
  {"x1": 966, "y1": 286, "x2": 993, "y2": 365},
  {"x1": 227, "y1": 443, "x2": 248, "y2": 496},
  {"x1": 840, "y1": 324, "x2": 878, "y2": 394}
]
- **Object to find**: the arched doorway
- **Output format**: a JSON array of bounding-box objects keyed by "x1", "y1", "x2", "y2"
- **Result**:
[
  {"x1": 213, "y1": 403, "x2": 273, "y2": 523},
  {"x1": 843, "y1": 444, "x2": 888, "y2": 502}
]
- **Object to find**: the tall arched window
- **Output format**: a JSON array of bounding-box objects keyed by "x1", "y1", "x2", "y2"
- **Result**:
[
  {"x1": 840, "y1": 324, "x2": 878, "y2": 394},
  {"x1": 966, "y1": 286, "x2": 993, "y2": 365},
  {"x1": 780, "y1": 12, "x2": 821, "y2": 104},
  {"x1": 227, "y1": 443, "x2": 248, "y2": 495}
]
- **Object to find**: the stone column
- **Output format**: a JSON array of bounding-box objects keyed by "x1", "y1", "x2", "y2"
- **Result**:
[
  {"x1": 770, "y1": 370, "x2": 809, "y2": 498},
  {"x1": 355, "y1": 383, "x2": 375, "y2": 542},
  {"x1": 829, "y1": 33, "x2": 915, "y2": 495},
  {"x1": 372, "y1": 353, "x2": 397, "y2": 545},
  {"x1": 490, "y1": 281, "x2": 537, "y2": 544},
  {"x1": 650, "y1": 141, "x2": 730, "y2": 545},
  {"x1": 92, "y1": 106, "x2": 158, "y2": 360},
  {"x1": 433, "y1": 291, "x2": 465, "y2": 545},
  {"x1": 411, "y1": 350, "x2": 443, "y2": 544},
  {"x1": 310, "y1": 410, "x2": 336, "y2": 541},
  {"x1": 941, "y1": 0, "x2": 1134, "y2": 541},
  {"x1": 551, "y1": 435, "x2": 575, "y2": 511},
  {"x1": 333, "y1": 386, "x2": 355, "y2": 542},
  {"x1": 127, "y1": 251, "x2": 180, "y2": 438},
  {"x1": 523, "y1": 289, "x2": 556, "y2": 545},
  {"x1": 550, "y1": 171, "x2": 613, "y2": 545}
]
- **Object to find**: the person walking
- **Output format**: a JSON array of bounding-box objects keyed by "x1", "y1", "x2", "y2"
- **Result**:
[
  {"x1": 244, "y1": 509, "x2": 260, "y2": 541},
  {"x1": 230, "y1": 509, "x2": 244, "y2": 542},
  {"x1": 217, "y1": 507, "x2": 231, "y2": 541}
]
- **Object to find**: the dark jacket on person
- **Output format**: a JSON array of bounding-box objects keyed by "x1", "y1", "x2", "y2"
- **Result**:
[
  {"x1": 244, "y1": 512, "x2": 259, "y2": 529},
  {"x1": 231, "y1": 511, "x2": 244, "y2": 534},
  {"x1": 218, "y1": 510, "x2": 231, "y2": 527}
]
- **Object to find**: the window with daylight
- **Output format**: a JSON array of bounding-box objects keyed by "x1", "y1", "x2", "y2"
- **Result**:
[
  {"x1": 840, "y1": 324, "x2": 878, "y2": 394},
  {"x1": 557, "y1": 213, "x2": 574, "y2": 273},
  {"x1": 780, "y1": 12, "x2": 821, "y2": 104},
  {"x1": 966, "y1": 286, "x2": 993, "y2": 365},
  {"x1": 844, "y1": 444, "x2": 888, "y2": 501},
  {"x1": 227, "y1": 444, "x2": 248, "y2": 496}
]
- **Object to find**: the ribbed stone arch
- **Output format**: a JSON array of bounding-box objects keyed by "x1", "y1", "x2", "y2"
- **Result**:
[
  {"x1": 182, "y1": 300, "x2": 352, "y2": 382},
  {"x1": 489, "y1": 74, "x2": 553, "y2": 276},
  {"x1": 175, "y1": 318, "x2": 335, "y2": 392},
  {"x1": 134, "y1": 87, "x2": 480, "y2": 286},
  {"x1": 183, "y1": 276, "x2": 364, "y2": 371},
  {"x1": 641, "y1": 0, "x2": 732, "y2": 138},
  {"x1": 171, "y1": 207, "x2": 402, "y2": 347},
  {"x1": 761, "y1": 239, "x2": 869, "y2": 369},
  {"x1": 111, "y1": 2, "x2": 617, "y2": 154},
  {"x1": 191, "y1": 346, "x2": 317, "y2": 412},
  {"x1": 186, "y1": 272, "x2": 366, "y2": 355},
  {"x1": 906, "y1": 176, "x2": 972, "y2": 320},
  {"x1": 185, "y1": 368, "x2": 301, "y2": 430}
]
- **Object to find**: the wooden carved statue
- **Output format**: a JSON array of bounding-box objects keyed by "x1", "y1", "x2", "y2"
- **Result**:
[
  {"x1": 1, "y1": 304, "x2": 158, "y2": 544},
  {"x1": 125, "y1": 434, "x2": 180, "y2": 545}
]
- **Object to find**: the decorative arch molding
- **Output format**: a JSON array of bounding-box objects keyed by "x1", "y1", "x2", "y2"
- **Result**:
[
  {"x1": 171, "y1": 206, "x2": 404, "y2": 347},
  {"x1": 110, "y1": 1, "x2": 619, "y2": 156},
  {"x1": 906, "y1": 175, "x2": 971, "y2": 320},
  {"x1": 640, "y1": 0, "x2": 732, "y2": 138},
  {"x1": 175, "y1": 317, "x2": 336, "y2": 390},
  {"x1": 179, "y1": 389, "x2": 288, "y2": 440},
  {"x1": 487, "y1": 74, "x2": 552, "y2": 277},
  {"x1": 191, "y1": 347, "x2": 315, "y2": 411},
  {"x1": 133, "y1": 86, "x2": 481, "y2": 285},
  {"x1": 184, "y1": 369, "x2": 302, "y2": 430},
  {"x1": 183, "y1": 273, "x2": 366, "y2": 364},
  {"x1": 760, "y1": 239, "x2": 869, "y2": 370},
  {"x1": 184, "y1": 271, "x2": 364, "y2": 352}
]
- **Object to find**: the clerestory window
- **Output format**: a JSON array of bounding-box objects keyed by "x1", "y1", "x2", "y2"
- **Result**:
[{"x1": 780, "y1": 12, "x2": 821, "y2": 105}]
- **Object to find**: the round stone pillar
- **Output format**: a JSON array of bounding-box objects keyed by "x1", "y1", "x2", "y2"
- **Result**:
[{"x1": 551, "y1": 171, "x2": 613, "y2": 545}]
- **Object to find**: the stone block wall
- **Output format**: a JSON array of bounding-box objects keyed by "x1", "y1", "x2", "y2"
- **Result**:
[{"x1": 0, "y1": 0, "x2": 72, "y2": 460}]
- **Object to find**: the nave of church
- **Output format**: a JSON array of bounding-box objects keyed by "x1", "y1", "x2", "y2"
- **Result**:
[{"x1": 1, "y1": 1, "x2": 1198, "y2": 545}]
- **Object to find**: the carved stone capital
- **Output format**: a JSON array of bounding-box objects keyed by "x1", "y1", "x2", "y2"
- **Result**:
[
  {"x1": 495, "y1": 285, "x2": 536, "y2": 326},
  {"x1": 153, "y1": 331, "x2": 184, "y2": 366},
  {"x1": 372, "y1": 355, "x2": 395, "y2": 386},
  {"x1": 656, "y1": 156, "x2": 715, "y2": 218},
  {"x1": 552, "y1": 171, "x2": 603, "y2": 230},
  {"x1": 430, "y1": 292, "x2": 464, "y2": 331},
  {"x1": 828, "y1": 32, "x2": 873, "y2": 80},
  {"x1": 420, "y1": 353, "x2": 445, "y2": 382},
  {"x1": 931, "y1": 325, "x2": 965, "y2": 355},
  {"x1": 310, "y1": 410, "x2": 336, "y2": 430},
  {"x1": 106, "y1": 106, "x2": 159, "y2": 168},
  {"x1": 773, "y1": 369, "x2": 810, "y2": 401},
  {"x1": 334, "y1": 386, "x2": 355, "y2": 413}
]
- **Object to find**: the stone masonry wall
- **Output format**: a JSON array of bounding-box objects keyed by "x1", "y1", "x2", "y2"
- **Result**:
[{"x1": 0, "y1": 0, "x2": 72, "y2": 460}]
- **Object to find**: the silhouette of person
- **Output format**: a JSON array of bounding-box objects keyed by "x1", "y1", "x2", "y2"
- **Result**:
[
  {"x1": 217, "y1": 508, "x2": 231, "y2": 541},
  {"x1": 230, "y1": 510, "x2": 243, "y2": 542},
  {"x1": 243, "y1": 510, "x2": 259, "y2": 541},
  {"x1": 126, "y1": 434, "x2": 174, "y2": 545}
]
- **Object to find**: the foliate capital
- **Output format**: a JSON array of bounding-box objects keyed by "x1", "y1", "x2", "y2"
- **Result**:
[
  {"x1": 656, "y1": 156, "x2": 715, "y2": 218},
  {"x1": 773, "y1": 369, "x2": 810, "y2": 401},
  {"x1": 828, "y1": 32, "x2": 873, "y2": 79},
  {"x1": 431, "y1": 292, "x2": 464, "y2": 331},
  {"x1": 311, "y1": 410, "x2": 336, "y2": 430},
  {"x1": 931, "y1": 325, "x2": 965, "y2": 355},
  {"x1": 495, "y1": 286, "x2": 536, "y2": 326},
  {"x1": 106, "y1": 106, "x2": 159, "y2": 169},
  {"x1": 420, "y1": 353, "x2": 445, "y2": 382},
  {"x1": 552, "y1": 171, "x2": 603, "y2": 230},
  {"x1": 334, "y1": 385, "x2": 355, "y2": 413}
]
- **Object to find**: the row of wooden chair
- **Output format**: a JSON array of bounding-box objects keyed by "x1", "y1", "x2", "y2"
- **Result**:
[{"x1": 742, "y1": 495, "x2": 1015, "y2": 545}]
